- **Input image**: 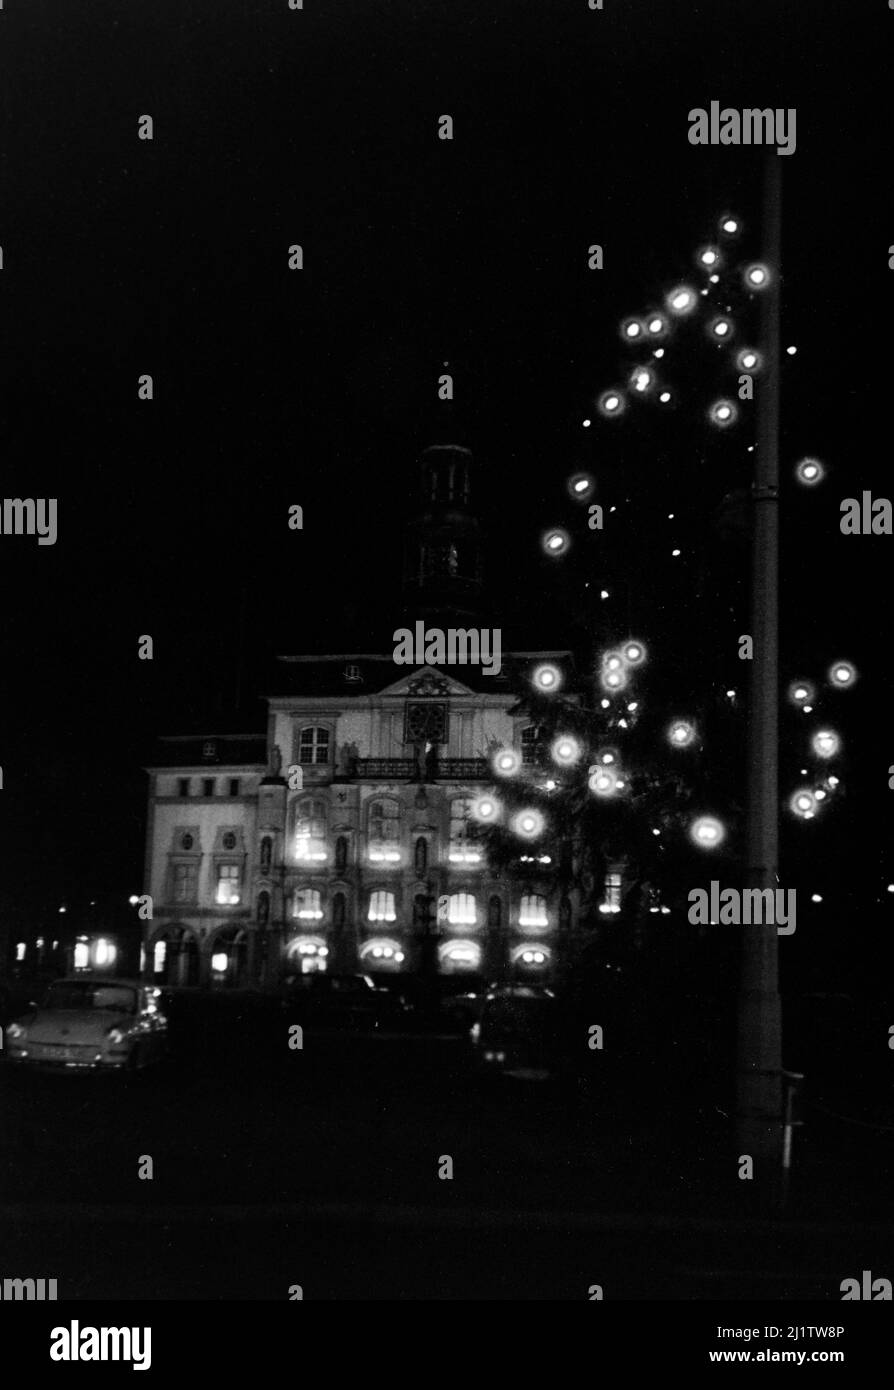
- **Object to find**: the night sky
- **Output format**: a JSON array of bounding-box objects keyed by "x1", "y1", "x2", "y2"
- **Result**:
[{"x1": 1, "y1": 0, "x2": 890, "y2": 978}]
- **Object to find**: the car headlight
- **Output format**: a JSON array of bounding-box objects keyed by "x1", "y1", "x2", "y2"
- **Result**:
[
  {"x1": 106, "y1": 1028, "x2": 126, "y2": 1045},
  {"x1": 7, "y1": 1023, "x2": 26, "y2": 1040}
]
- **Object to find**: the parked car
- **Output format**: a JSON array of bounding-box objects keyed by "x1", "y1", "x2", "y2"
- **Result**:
[
  {"x1": 4, "y1": 977, "x2": 168, "y2": 1072},
  {"x1": 469, "y1": 985, "x2": 560, "y2": 1080},
  {"x1": 280, "y1": 972, "x2": 408, "y2": 1033}
]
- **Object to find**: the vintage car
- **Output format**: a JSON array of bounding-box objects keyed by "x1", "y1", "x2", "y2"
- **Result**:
[{"x1": 4, "y1": 976, "x2": 168, "y2": 1072}]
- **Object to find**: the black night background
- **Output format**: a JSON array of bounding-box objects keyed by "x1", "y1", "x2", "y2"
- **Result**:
[{"x1": 0, "y1": 0, "x2": 893, "y2": 1324}]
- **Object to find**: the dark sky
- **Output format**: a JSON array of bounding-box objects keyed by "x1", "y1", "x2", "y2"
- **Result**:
[{"x1": 0, "y1": 0, "x2": 890, "y2": 951}]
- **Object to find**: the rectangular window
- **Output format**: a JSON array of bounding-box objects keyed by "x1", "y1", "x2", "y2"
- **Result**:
[
  {"x1": 216, "y1": 864, "x2": 241, "y2": 905},
  {"x1": 203, "y1": 778, "x2": 215, "y2": 797},
  {"x1": 293, "y1": 889, "x2": 323, "y2": 921},
  {"x1": 449, "y1": 798, "x2": 482, "y2": 865},
  {"x1": 178, "y1": 778, "x2": 190, "y2": 798},
  {"x1": 519, "y1": 894, "x2": 549, "y2": 928},
  {"x1": 368, "y1": 890, "x2": 396, "y2": 923},
  {"x1": 229, "y1": 778, "x2": 240, "y2": 797},
  {"x1": 600, "y1": 872, "x2": 622, "y2": 915},
  {"x1": 299, "y1": 727, "x2": 330, "y2": 765},
  {"x1": 294, "y1": 800, "x2": 327, "y2": 862},
  {"x1": 447, "y1": 892, "x2": 477, "y2": 927},
  {"x1": 368, "y1": 799, "x2": 401, "y2": 862},
  {"x1": 172, "y1": 863, "x2": 197, "y2": 904}
]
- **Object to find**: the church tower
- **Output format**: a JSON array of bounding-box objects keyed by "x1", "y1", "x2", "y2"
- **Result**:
[{"x1": 402, "y1": 444, "x2": 486, "y2": 626}]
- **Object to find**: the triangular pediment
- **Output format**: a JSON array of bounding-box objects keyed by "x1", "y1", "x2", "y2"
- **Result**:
[{"x1": 378, "y1": 667, "x2": 477, "y2": 697}]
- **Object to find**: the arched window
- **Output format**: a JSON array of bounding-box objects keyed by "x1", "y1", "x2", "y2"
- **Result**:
[
  {"x1": 293, "y1": 889, "x2": 323, "y2": 921},
  {"x1": 519, "y1": 894, "x2": 548, "y2": 928},
  {"x1": 299, "y1": 727, "x2": 330, "y2": 766},
  {"x1": 447, "y1": 893, "x2": 477, "y2": 927},
  {"x1": 449, "y1": 798, "x2": 481, "y2": 865},
  {"x1": 260, "y1": 836, "x2": 272, "y2": 876},
  {"x1": 332, "y1": 892, "x2": 346, "y2": 930},
  {"x1": 488, "y1": 895, "x2": 502, "y2": 929},
  {"x1": 368, "y1": 798, "x2": 401, "y2": 862},
  {"x1": 414, "y1": 836, "x2": 428, "y2": 876},
  {"x1": 293, "y1": 798, "x2": 327, "y2": 862},
  {"x1": 334, "y1": 835, "x2": 348, "y2": 874},
  {"x1": 368, "y1": 890, "x2": 396, "y2": 923},
  {"x1": 521, "y1": 726, "x2": 541, "y2": 767}
]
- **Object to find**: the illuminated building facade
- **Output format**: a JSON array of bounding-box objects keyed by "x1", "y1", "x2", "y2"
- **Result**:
[{"x1": 140, "y1": 447, "x2": 577, "y2": 989}]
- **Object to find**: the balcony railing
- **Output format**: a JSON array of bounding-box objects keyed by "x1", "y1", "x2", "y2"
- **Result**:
[{"x1": 349, "y1": 757, "x2": 490, "y2": 781}]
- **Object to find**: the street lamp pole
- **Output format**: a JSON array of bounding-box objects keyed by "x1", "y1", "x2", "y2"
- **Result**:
[{"x1": 738, "y1": 154, "x2": 784, "y2": 1207}]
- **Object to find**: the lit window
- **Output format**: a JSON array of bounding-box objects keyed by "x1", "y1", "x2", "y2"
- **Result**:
[
  {"x1": 449, "y1": 798, "x2": 482, "y2": 864},
  {"x1": 15, "y1": 942, "x2": 25, "y2": 962},
  {"x1": 519, "y1": 894, "x2": 549, "y2": 928},
  {"x1": 447, "y1": 892, "x2": 478, "y2": 927},
  {"x1": 368, "y1": 891, "x2": 396, "y2": 923},
  {"x1": 293, "y1": 888, "x2": 323, "y2": 921},
  {"x1": 299, "y1": 727, "x2": 330, "y2": 766},
  {"x1": 73, "y1": 941, "x2": 90, "y2": 970},
  {"x1": 173, "y1": 863, "x2": 197, "y2": 904},
  {"x1": 216, "y1": 864, "x2": 241, "y2": 905},
  {"x1": 368, "y1": 798, "x2": 401, "y2": 862},
  {"x1": 599, "y1": 871, "x2": 622, "y2": 914},
  {"x1": 521, "y1": 726, "x2": 540, "y2": 767},
  {"x1": 153, "y1": 941, "x2": 167, "y2": 974},
  {"x1": 293, "y1": 798, "x2": 327, "y2": 862}
]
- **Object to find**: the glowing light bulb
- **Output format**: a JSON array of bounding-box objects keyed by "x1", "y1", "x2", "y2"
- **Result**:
[
  {"x1": 710, "y1": 317, "x2": 733, "y2": 340},
  {"x1": 811, "y1": 894, "x2": 822, "y2": 903},
  {"x1": 719, "y1": 215, "x2": 740, "y2": 235},
  {"x1": 791, "y1": 788, "x2": 817, "y2": 819},
  {"x1": 796, "y1": 457, "x2": 824, "y2": 486},
  {"x1": 630, "y1": 366, "x2": 653, "y2": 393},
  {"x1": 786, "y1": 345, "x2": 797, "y2": 356},
  {"x1": 697, "y1": 245, "x2": 720, "y2": 268},
  {"x1": 621, "y1": 317, "x2": 644, "y2": 341},
  {"x1": 582, "y1": 418, "x2": 591, "y2": 428},
  {"x1": 709, "y1": 398, "x2": 737, "y2": 427},
  {"x1": 690, "y1": 816, "x2": 726, "y2": 849},
  {"x1": 602, "y1": 651, "x2": 624, "y2": 671},
  {"x1": 667, "y1": 285, "x2": 696, "y2": 315},
  {"x1": 671, "y1": 548, "x2": 681, "y2": 556},
  {"x1": 589, "y1": 767, "x2": 618, "y2": 797},
  {"x1": 737, "y1": 348, "x2": 762, "y2": 372},
  {"x1": 647, "y1": 314, "x2": 667, "y2": 336},
  {"x1": 744, "y1": 263, "x2": 770, "y2": 290},
  {"x1": 788, "y1": 680, "x2": 815, "y2": 705},
  {"x1": 543, "y1": 527, "x2": 570, "y2": 556},
  {"x1": 600, "y1": 667, "x2": 628, "y2": 692},
  {"x1": 599, "y1": 389, "x2": 626, "y2": 417},
  {"x1": 668, "y1": 719, "x2": 695, "y2": 748},
  {"x1": 473, "y1": 795, "x2": 500, "y2": 823},
  {"x1": 512, "y1": 808, "x2": 545, "y2": 840},
  {"x1": 552, "y1": 734, "x2": 582, "y2": 766},
  {"x1": 659, "y1": 391, "x2": 672, "y2": 403},
  {"x1": 829, "y1": 661, "x2": 856, "y2": 688},
  {"x1": 533, "y1": 662, "x2": 562, "y2": 693},
  {"x1": 600, "y1": 589, "x2": 609, "y2": 599},
  {"x1": 812, "y1": 729, "x2": 840, "y2": 759},
  {"x1": 569, "y1": 473, "x2": 594, "y2": 500},
  {"x1": 493, "y1": 748, "x2": 521, "y2": 777}
]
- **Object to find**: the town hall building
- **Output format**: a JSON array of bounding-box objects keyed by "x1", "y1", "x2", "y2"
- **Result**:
[{"x1": 140, "y1": 445, "x2": 580, "y2": 990}]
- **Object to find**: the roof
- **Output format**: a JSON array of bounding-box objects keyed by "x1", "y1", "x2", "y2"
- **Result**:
[
  {"x1": 146, "y1": 734, "x2": 267, "y2": 770},
  {"x1": 267, "y1": 651, "x2": 575, "y2": 698}
]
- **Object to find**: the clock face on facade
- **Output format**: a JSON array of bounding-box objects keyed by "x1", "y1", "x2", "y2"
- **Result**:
[{"x1": 404, "y1": 701, "x2": 448, "y2": 746}]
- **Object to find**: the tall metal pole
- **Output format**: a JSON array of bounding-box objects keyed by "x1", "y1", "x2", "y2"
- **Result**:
[{"x1": 737, "y1": 154, "x2": 784, "y2": 1209}]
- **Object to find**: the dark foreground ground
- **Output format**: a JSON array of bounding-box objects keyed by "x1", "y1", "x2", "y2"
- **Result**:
[{"x1": 1, "y1": 991, "x2": 892, "y2": 1299}]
